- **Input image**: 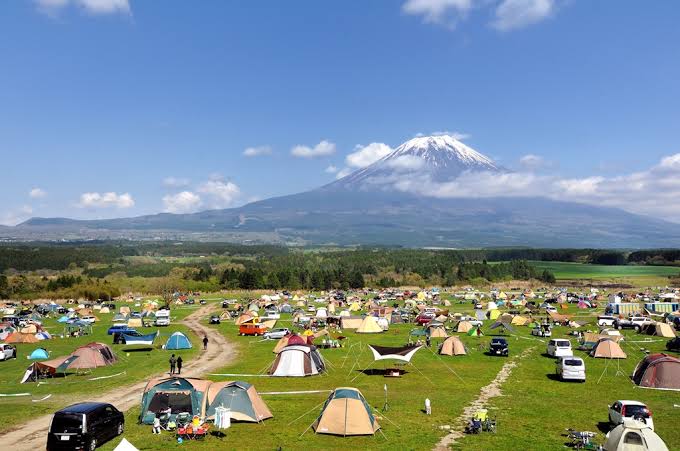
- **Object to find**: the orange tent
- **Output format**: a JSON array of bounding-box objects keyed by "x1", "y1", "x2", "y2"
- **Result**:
[{"x1": 4, "y1": 332, "x2": 39, "y2": 344}]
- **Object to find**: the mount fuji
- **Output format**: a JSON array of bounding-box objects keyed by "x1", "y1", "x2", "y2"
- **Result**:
[{"x1": 8, "y1": 135, "x2": 680, "y2": 247}]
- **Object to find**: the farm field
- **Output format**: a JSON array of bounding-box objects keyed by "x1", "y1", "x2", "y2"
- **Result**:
[
  {"x1": 528, "y1": 261, "x2": 680, "y2": 285},
  {"x1": 98, "y1": 300, "x2": 680, "y2": 451},
  {"x1": 0, "y1": 304, "x2": 201, "y2": 434}
]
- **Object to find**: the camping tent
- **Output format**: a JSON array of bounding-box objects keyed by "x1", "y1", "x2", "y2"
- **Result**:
[
  {"x1": 269, "y1": 345, "x2": 325, "y2": 377},
  {"x1": 590, "y1": 339, "x2": 627, "y2": 359},
  {"x1": 368, "y1": 345, "x2": 422, "y2": 363},
  {"x1": 439, "y1": 336, "x2": 466, "y2": 356},
  {"x1": 653, "y1": 323, "x2": 676, "y2": 338},
  {"x1": 127, "y1": 318, "x2": 142, "y2": 328},
  {"x1": 312, "y1": 387, "x2": 379, "y2": 436},
  {"x1": 486, "y1": 310, "x2": 501, "y2": 321},
  {"x1": 632, "y1": 353, "x2": 680, "y2": 390},
  {"x1": 139, "y1": 377, "x2": 211, "y2": 424},
  {"x1": 28, "y1": 348, "x2": 49, "y2": 360},
  {"x1": 273, "y1": 334, "x2": 307, "y2": 354},
  {"x1": 21, "y1": 355, "x2": 80, "y2": 383},
  {"x1": 511, "y1": 315, "x2": 531, "y2": 326},
  {"x1": 68, "y1": 343, "x2": 117, "y2": 369},
  {"x1": 4, "y1": 333, "x2": 39, "y2": 344},
  {"x1": 113, "y1": 439, "x2": 139, "y2": 451},
  {"x1": 467, "y1": 326, "x2": 484, "y2": 337},
  {"x1": 165, "y1": 332, "x2": 192, "y2": 350},
  {"x1": 455, "y1": 321, "x2": 473, "y2": 333},
  {"x1": 490, "y1": 321, "x2": 515, "y2": 333},
  {"x1": 581, "y1": 333, "x2": 622, "y2": 350},
  {"x1": 205, "y1": 381, "x2": 273, "y2": 422},
  {"x1": 356, "y1": 316, "x2": 383, "y2": 334},
  {"x1": 341, "y1": 317, "x2": 363, "y2": 330},
  {"x1": 427, "y1": 325, "x2": 448, "y2": 338},
  {"x1": 603, "y1": 419, "x2": 669, "y2": 451}
]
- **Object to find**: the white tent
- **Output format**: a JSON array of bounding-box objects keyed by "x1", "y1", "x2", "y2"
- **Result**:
[
  {"x1": 269, "y1": 345, "x2": 325, "y2": 377},
  {"x1": 356, "y1": 316, "x2": 383, "y2": 334},
  {"x1": 603, "y1": 419, "x2": 668, "y2": 451},
  {"x1": 114, "y1": 439, "x2": 140, "y2": 451}
]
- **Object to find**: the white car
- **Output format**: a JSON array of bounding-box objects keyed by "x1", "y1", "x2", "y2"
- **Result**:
[
  {"x1": 263, "y1": 310, "x2": 281, "y2": 320},
  {"x1": 555, "y1": 356, "x2": 585, "y2": 382},
  {"x1": 457, "y1": 315, "x2": 483, "y2": 327},
  {"x1": 79, "y1": 316, "x2": 96, "y2": 324},
  {"x1": 263, "y1": 328, "x2": 291, "y2": 340},
  {"x1": 547, "y1": 339, "x2": 572, "y2": 358},
  {"x1": 597, "y1": 315, "x2": 616, "y2": 327},
  {"x1": 608, "y1": 401, "x2": 654, "y2": 431},
  {"x1": 0, "y1": 344, "x2": 16, "y2": 361}
]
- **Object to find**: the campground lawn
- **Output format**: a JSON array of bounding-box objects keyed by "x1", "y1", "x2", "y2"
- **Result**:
[
  {"x1": 100, "y1": 300, "x2": 680, "y2": 451},
  {"x1": 0, "y1": 304, "x2": 200, "y2": 434},
  {"x1": 528, "y1": 261, "x2": 680, "y2": 286}
]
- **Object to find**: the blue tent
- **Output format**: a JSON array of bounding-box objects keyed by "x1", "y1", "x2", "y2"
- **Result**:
[
  {"x1": 28, "y1": 348, "x2": 49, "y2": 360},
  {"x1": 165, "y1": 332, "x2": 192, "y2": 350},
  {"x1": 57, "y1": 316, "x2": 69, "y2": 323}
]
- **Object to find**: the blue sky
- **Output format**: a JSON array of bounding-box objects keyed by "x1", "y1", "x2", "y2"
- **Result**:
[{"x1": 1, "y1": 0, "x2": 679, "y2": 224}]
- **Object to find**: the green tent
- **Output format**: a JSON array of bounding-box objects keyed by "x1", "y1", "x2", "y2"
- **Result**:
[
  {"x1": 409, "y1": 328, "x2": 427, "y2": 337},
  {"x1": 467, "y1": 326, "x2": 484, "y2": 337},
  {"x1": 139, "y1": 377, "x2": 211, "y2": 424}
]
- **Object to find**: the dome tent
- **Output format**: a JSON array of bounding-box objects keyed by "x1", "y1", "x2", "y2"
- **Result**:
[
  {"x1": 139, "y1": 377, "x2": 211, "y2": 424},
  {"x1": 312, "y1": 387, "x2": 380, "y2": 436},
  {"x1": 269, "y1": 345, "x2": 325, "y2": 377},
  {"x1": 603, "y1": 419, "x2": 669, "y2": 451},
  {"x1": 28, "y1": 348, "x2": 49, "y2": 360},
  {"x1": 165, "y1": 331, "x2": 192, "y2": 350},
  {"x1": 632, "y1": 353, "x2": 680, "y2": 390},
  {"x1": 356, "y1": 316, "x2": 383, "y2": 334},
  {"x1": 439, "y1": 336, "x2": 467, "y2": 356},
  {"x1": 205, "y1": 381, "x2": 273, "y2": 422}
]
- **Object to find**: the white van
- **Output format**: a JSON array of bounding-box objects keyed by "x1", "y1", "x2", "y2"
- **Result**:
[
  {"x1": 556, "y1": 356, "x2": 586, "y2": 382},
  {"x1": 547, "y1": 339, "x2": 573, "y2": 357},
  {"x1": 155, "y1": 309, "x2": 170, "y2": 326}
]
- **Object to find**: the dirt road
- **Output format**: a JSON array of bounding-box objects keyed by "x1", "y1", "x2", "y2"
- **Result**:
[{"x1": 0, "y1": 304, "x2": 236, "y2": 451}]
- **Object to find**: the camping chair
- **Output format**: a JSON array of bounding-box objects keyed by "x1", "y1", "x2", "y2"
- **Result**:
[
  {"x1": 465, "y1": 418, "x2": 483, "y2": 434},
  {"x1": 175, "y1": 412, "x2": 191, "y2": 427}
]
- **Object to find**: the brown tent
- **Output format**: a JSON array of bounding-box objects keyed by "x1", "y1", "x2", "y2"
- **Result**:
[
  {"x1": 272, "y1": 334, "x2": 307, "y2": 354},
  {"x1": 4, "y1": 332, "x2": 39, "y2": 344},
  {"x1": 205, "y1": 381, "x2": 273, "y2": 422},
  {"x1": 590, "y1": 339, "x2": 627, "y2": 359},
  {"x1": 511, "y1": 315, "x2": 532, "y2": 326},
  {"x1": 67, "y1": 342, "x2": 117, "y2": 369},
  {"x1": 454, "y1": 321, "x2": 473, "y2": 333},
  {"x1": 313, "y1": 387, "x2": 380, "y2": 436},
  {"x1": 341, "y1": 317, "x2": 364, "y2": 330},
  {"x1": 235, "y1": 313, "x2": 256, "y2": 326},
  {"x1": 439, "y1": 336, "x2": 466, "y2": 356},
  {"x1": 632, "y1": 353, "x2": 680, "y2": 390},
  {"x1": 427, "y1": 325, "x2": 448, "y2": 338}
]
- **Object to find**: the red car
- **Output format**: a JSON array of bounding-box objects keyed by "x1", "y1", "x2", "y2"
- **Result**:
[{"x1": 416, "y1": 313, "x2": 435, "y2": 325}]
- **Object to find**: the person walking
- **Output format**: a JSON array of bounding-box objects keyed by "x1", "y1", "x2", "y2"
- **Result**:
[
  {"x1": 426, "y1": 335, "x2": 431, "y2": 348},
  {"x1": 202, "y1": 335, "x2": 208, "y2": 350},
  {"x1": 169, "y1": 354, "x2": 176, "y2": 375},
  {"x1": 176, "y1": 356, "x2": 183, "y2": 375}
]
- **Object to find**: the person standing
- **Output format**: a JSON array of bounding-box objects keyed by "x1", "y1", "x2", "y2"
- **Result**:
[
  {"x1": 169, "y1": 354, "x2": 176, "y2": 375},
  {"x1": 202, "y1": 335, "x2": 208, "y2": 350},
  {"x1": 425, "y1": 398, "x2": 431, "y2": 415},
  {"x1": 152, "y1": 415, "x2": 161, "y2": 434},
  {"x1": 176, "y1": 356, "x2": 183, "y2": 375}
]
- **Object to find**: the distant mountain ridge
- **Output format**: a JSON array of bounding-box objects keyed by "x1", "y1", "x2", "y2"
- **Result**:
[{"x1": 8, "y1": 134, "x2": 680, "y2": 248}]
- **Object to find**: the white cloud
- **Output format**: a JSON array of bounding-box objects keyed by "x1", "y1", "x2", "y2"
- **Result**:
[
  {"x1": 492, "y1": 0, "x2": 555, "y2": 31},
  {"x1": 243, "y1": 146, "x2": 273, "y2": 157},
  {"x1": 346, "y1": 143, "x2": 393, "y2": 168},
  {"x1": 402, "y1": 0, "x2": 473, "y2": 25},
  {"x1": 36, "y1": 0, "x2": 131, "y2": 15},
  {"x1": 0, "y1": 206, "x2": 34, "y2": 226},
  {"x1": 197, "y1": 179, "x2": 241, "y2": 208},
  {"x1": 325, "y1": 165, "x2": 338, "y2": 174},
  {"x1": 29, "y1": 188, "x2": 47, "y2": 199},
  {"x1": 163, "y1": 177, "x2": 190, "y2": 188},
  {"x1": 335, "y1": 168, "x2": 352, "y2": 180},
  {"x1": 77, "y1": 192, "x2": 134, "y2": 209},
  {"x1": 163, "y1": 191, "x2": 202, "y2": 214},
  {"x1": 371, "y1": 152, "x2": 680, "y2": 222},
  {"x1": 387, "y1": 155, "x2": 426, "y2": 172},
  {"x1": 519, "y1": 154, "x2": 546, "y2": 171},
  {"x1": 291, "y1": 140, "x2": 336, "y2": 158}
]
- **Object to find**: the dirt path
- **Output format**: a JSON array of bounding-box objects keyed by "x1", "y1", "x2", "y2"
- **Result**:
[
  {"x1": 433, "y1": 346, "x2": 535, "y2": 450},
  {"x1": 0, "y1": 304, "x2": 236, "y2": 451}
]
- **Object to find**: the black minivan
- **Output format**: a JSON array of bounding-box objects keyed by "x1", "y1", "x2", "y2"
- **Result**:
[{"x1": 47, "y1": 402, "x2": 124, "y2": 451}]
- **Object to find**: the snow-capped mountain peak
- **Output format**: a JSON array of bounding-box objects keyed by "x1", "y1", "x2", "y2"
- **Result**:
[{"x1": 328, "y1": 134, "x2": 502, "y2": 190}]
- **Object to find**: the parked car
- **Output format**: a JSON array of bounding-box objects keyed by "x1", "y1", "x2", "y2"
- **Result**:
[
  {"x1": 547, "y1": 339, "x2": 572, "y2": 358},
  {"x1": 199, "y1": 299, "x2": 207, "y2": 305},
  {"x1": 154, "y1": 310, "x2": 170, "y2": 327},
  {"x1": 457, "y1": 315, "x2": 483, "y2": 327},
  {"x1": 613, "y1": 316, "x2": 653, "y2": 331},
  {"x1": 489, "y1": 338, "x2": 509, "y2": 356},
  {"x1": 47, "y1": 402, "x2": 124, "y2": 451},
  {"x1": 79, "y1": 316, "x2": 96, "y2": 324},
  {"x1": 597, "y1": 315, "x2": 617, "y2": 327},
  {"x1": 531, "y1": 324, "x2": 552, "y2": 338},
  {"x1": 0, "y1": 344, "x2": 17, "y2": 361},
  {"x1": 184, "y1": 299, "x2": 195, "y2": 305},
  {"x1": 264, "y1": 310, "x2": 281, "y2": 320},
  {"x1": 239, "y1": 323, "x2": 267, "y2": 336},
  {"x1": 416, "y1": 313, "x2": 435, "y2": 325},
  {"x1": 106, "y1": 325, "x2": 134, "y2": 336},
  {"x1": 263, "y1": 328, "x2": 290, "y2": 340},
  {"x1": 555, "y1": 356, "x2": 586, "y2": 382},
  {"x1": 209, "y1": 315, "x2": 221, "y2": 324},
  {"x1": 608, "y1": 400, "x2": 654, "y2": 430},
  {"x1": 666, "y1": 337, "x2": 680, "y2": 352}
]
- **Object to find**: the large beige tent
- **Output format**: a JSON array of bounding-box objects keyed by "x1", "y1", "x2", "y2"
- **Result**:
[
  {"x1": 511, "y1": 315, "x2": 532, "y2": 326},
  {"x1": 654, "y1": 323, "x2": 676, "y2": 338},
  {"x1": 341, "y1": 317, "x2": 364, "y2": 330},
  {"x1": 454, "y1": 321, "x2": 473, "y2": 333},
  {"x1": 356, "y1": 316, "x2": 383, "y2": 334},
  {"x1": 427, "y1": 325, "x2": 448, "y2": 338},
  {"x1": 439, "y1": 336, "x2": 466, "y2": 356},
  {"x1": 590, "y1": 339, "x2": 627, "y2": 359},
  {"x1": 603, "y1": 419, "x2": 669, "y2": 451},
  {"x1": 127, "y1": 318, "x2": 142, "y2": 328},
  {"x1": 205, "y1": 380, "x2": 273, "y2": 422},
  {"x1": 312, "y1": 387, "x2": 380, "y2": 436}
]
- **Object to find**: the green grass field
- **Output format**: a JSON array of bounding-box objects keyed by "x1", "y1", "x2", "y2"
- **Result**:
[
  {"x1": 97, "y1": 300, "x2": 679, "y2": 451},
  {"x1": 529, "y1": 261, "x2": 680, "y2": 285},
  {"x1": 0, "y1": 305, "x2": 200, "y2": 434}
]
